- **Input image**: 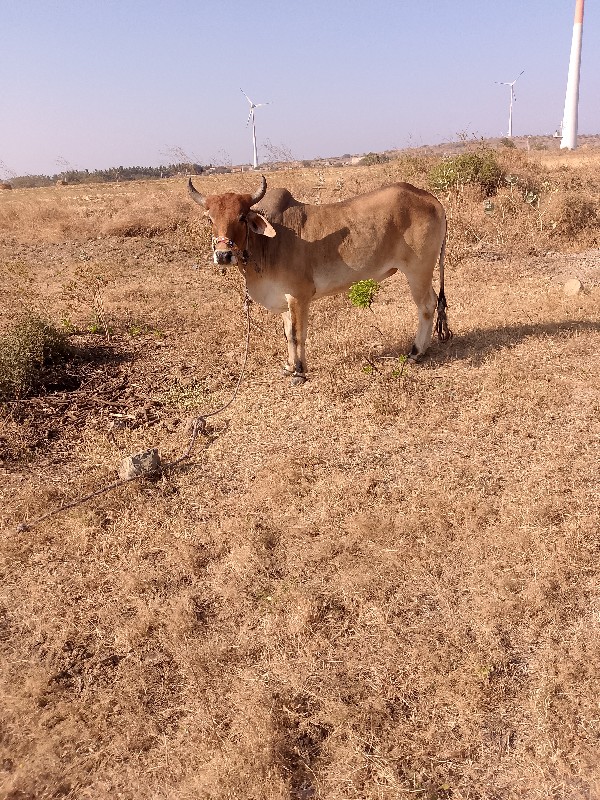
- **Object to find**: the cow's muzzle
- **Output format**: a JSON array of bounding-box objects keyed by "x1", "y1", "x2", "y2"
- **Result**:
[
  {"x1": 212, "y1": 235, "x2": 248, "y2": 268},
  {"x1": 214, "y1": 249, "x2": 233, "y2": 266}
]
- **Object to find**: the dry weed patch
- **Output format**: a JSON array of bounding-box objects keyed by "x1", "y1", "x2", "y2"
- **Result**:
[
  {"x1": 0, "y1": 315, "x2": 72, "y2": 401},
  {"x1": 1, "y1": 152, "x2": 600, "y2": 799}
]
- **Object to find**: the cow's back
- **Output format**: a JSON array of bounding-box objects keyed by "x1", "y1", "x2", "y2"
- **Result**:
[
  {"x1": 330, "y1": 182, "x2": 443, "y2": 227},
  {"x1": 280, "y1": 183, "x2": 445, "y2": 248}
]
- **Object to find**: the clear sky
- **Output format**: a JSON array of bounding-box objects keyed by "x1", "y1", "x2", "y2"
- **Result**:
[{"x1": 1, "y1": 0, "x2": 599, "y2": 177}]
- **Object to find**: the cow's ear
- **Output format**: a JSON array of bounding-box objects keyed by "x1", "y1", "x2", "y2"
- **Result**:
[{"x1": 247, "y1": 211, "x2": 276, "y2": 238}]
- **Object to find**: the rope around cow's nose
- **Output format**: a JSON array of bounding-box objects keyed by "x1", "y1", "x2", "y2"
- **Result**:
[{"x1": 15, "y1": 297, "x2": 253, "y2": 533}]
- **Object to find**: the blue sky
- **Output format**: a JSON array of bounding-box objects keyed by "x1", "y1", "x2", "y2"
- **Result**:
[{"x1": 1, "y1": 0, "x2": 598, "y2": 177}]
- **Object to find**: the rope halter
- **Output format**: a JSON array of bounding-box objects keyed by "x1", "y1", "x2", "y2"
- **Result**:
[{"x1": 211, "y1": 231, "x2": 249, "y2": 267}]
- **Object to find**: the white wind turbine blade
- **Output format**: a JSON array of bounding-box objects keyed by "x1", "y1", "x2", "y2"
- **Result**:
[
  {"x1": 240, "y1": 88, "x2": 255, "y2": 107},
  {"x1": 496, "y1": 69, "x2": 524, "y2": 88},
  {"x1": 246, "y1": 108, "x2": 253, "y2": 126},
  {"x1": 512, "y1": 70, "x2": 524, "y2": 98}
]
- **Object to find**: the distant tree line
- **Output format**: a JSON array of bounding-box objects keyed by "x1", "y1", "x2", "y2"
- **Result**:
[{"x1": 10, "y1": 162, "x2": 205, "y2": 189}]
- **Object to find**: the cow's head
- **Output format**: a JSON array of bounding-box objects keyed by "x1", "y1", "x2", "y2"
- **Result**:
[{"x1": 188, "y1": 176, "x2": 276, "y2": 267}]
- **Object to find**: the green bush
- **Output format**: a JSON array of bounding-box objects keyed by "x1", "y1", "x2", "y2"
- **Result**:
[
  {"x1": 348, "y1": 280, "x2": 380, "y2": 310},
  {"x1": 360, "y1": 152, "x2": 389, "y2": 166},
  {"x1": 0, "y1": 316, "x2": 71, "y2": 400},
  {"x1": 429, "y1": 150, "x2": 505, "y2": 196}
]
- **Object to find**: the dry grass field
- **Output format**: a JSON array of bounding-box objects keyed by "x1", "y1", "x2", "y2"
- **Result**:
[{"x1": 1, "y1": 147, "x2": 599, "y2": 800}]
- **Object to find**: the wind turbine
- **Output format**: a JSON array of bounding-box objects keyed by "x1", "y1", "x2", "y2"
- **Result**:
[
  {"x1": 496, "y1": 71, "x2": 524, "y2": 138},
  {"x1": 561, "y1": 0, "x2": 585, "y2": 150},
  {"x1": 241, "y1": 89, "x2": 270, "y2": 169}
]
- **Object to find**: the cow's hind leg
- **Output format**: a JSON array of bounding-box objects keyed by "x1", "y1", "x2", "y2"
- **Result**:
[
  {"x1": 406, "y1": 275, "x2": 437, "y2": 361},
  {"x1": 282, "y1": 295, "x2": 309, "y2": 385}
]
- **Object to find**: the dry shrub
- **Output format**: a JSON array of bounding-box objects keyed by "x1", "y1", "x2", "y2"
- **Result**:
[
  {"x1": 553, "y1": 191, "x2": 598, "y2": 242},
  {"x1": 386, "y1": 153, "x2": 434, "y2": 186},
  {"x1": 496, "y1": 147, "x2": 544, "y2": 188},
  {"x1": 101, "y1": 196, "x2": 194, "y2": 238},
  {"x1": 0, "y1": 188, "x2": 103, "y2": 241},
  {"x1": 0, "y1": 315, "x2": 71, "y2": 400},
  {"x1": 437, "y1": 150, "x2": 600, "y2": 258},
  {"x1": 440, "y1": 189, "x2": 488, "y2": 266},
  {"x1": 0, "y1": 182, "x2": 197, "y2": 243},
  {"x1": 0, "y1": 194, "x2": 80, "y2": 241}
]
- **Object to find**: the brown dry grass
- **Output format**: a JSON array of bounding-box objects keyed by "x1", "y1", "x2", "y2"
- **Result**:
[{"x1": 1, "y1": 148, "x2": 600, "y2": 800}]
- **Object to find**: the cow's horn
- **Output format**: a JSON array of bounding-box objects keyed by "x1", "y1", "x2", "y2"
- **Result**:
[
  {"x1": 188, "y1": 178, "x2": 206, "y2": 207},
  {"x1": 250, "y1": 176, "x2": 267, "y2": 206}
]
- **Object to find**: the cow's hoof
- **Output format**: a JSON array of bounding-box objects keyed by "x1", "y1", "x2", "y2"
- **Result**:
[
  {"x1": 282, "y1": 364, "x2": 294, "y2": 377},
  {"x1": 290, "y1": 374, "x2": 307, "y2": 386},
  {"x1": 407, "y1": 345, "x2": 421, "y2": 363}
]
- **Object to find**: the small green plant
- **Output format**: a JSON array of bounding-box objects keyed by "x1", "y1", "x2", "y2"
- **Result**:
[
  {"x1": 123, "y1": 315, "x2": 165, "y2": 338},
  {"x1": 0, "y1": 315, "x2": 71, "y2": 400},
  {"x1": 500, "y1": 137, "x2": 516, "y2": 149},
  {"x1": 88, "y1": 317, "x2": 105, "y2": 335},
  {"x1": 348, "y1": 279, "x2": 380, "y2": 310},
  {"x1": 429, "y1": 150, "x2": 505, "y2": 196},
  {"x1": 391, "y1": 354, "x2": 408, "y2": 377}
]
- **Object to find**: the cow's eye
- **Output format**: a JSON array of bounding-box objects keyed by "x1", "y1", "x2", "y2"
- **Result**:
[{"x1": 239, "y1": 214, "x2": 247, "y2": 223}]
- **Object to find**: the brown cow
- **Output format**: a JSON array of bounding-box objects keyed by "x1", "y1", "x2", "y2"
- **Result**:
[{"x1": 188, "y1": 176, "x2": 450, "y2": 384}]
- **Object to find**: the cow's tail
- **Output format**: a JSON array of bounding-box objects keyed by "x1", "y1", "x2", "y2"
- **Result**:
[{"x1": 435, "y1": 220, "x2": 453, "y2": 342}]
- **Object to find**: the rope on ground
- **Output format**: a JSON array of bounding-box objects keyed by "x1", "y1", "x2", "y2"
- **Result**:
[{"x1": 15, "y1": 297, "x2": 252, "y2": 534}]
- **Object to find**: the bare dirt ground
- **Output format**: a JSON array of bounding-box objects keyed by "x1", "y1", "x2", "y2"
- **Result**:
[{"x1": 1, "y1": 153, "x2": 599, "y2": 799}]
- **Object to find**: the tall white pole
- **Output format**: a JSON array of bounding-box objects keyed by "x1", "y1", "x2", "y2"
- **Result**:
[
  {"x1": 508, "y1": 89, "x2": 513, "y2": 137},
  {"x1": 561, "y1": 0, "x2": 584, "y2": 150},
  {"x1": 251, "y1": 113, "x2": 258, "y2": 169}
]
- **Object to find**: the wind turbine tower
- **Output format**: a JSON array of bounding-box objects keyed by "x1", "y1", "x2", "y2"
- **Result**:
[
  {"x1": 497, "y1": 71, "x2": 524, "y2": 138},
  {"x1": 561, "y1": 0, "x2": 585, "y2": 150},
  {"x1": 241, "y1": 89, "x2": 270, "y2": 169}
]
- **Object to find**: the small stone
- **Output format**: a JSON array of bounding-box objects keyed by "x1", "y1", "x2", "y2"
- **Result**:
[
  {"x1": 564, "y1": 278, "x2": 582, "y2": 296},
  {"x1": 119, "y1": 448, "x2": 161, "y2": 480}
]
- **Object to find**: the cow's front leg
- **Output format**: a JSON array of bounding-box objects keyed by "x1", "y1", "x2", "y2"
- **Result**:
[{"x1": 281, "y1": 295, "x2": 309, "y2": 385}]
